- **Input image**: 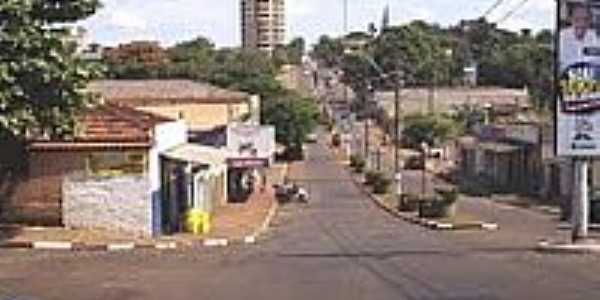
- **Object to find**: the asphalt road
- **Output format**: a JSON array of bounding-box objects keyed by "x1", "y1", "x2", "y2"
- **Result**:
[{"x1": 2, "y1": 139, "x2": 600, "y2": 300}]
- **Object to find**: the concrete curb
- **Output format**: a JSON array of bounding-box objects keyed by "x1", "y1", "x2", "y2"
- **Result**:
[
  {"x1": 557, "y1": 223, "x2": 600, "y2": 231},
  {"x1": 537, "y1": 241, "x2": 600, "y2": 254},
  {"x1": 244, "y1": 198, "x2": 279, "y2": 245},
  {"x1": 0, "y1": 240, "x2": 182, "y2": 251},
  {"x1": 347, "y1": 171, "x2": 498, "y2": 232}
]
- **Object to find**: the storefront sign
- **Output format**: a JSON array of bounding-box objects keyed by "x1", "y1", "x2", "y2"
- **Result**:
[
  {"x1": 557, "y1": 0, "x2": 600, "y2": 156},
  {"x1": 227, "y1": 158, "x2": 268, "y2": 168},
  {"x1": 227, "y1": 125, "x2": 276, "y2": 159}
]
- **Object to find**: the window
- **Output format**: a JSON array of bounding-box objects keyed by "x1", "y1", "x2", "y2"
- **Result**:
[{"x1": 87, "y1": 151, "x2": 147, "y2": 176}]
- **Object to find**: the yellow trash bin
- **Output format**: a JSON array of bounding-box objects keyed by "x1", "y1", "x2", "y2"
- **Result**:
[{"x1": 186, "y1": 209, "x2": 211, "y2": 235}]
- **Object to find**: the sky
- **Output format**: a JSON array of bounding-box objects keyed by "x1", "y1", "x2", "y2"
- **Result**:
[{"x1": 80, "y1": 0, "x2": 556, "y2": 48}]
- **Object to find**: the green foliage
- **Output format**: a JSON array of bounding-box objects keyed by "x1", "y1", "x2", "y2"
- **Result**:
[
  {"x1": 350, "y1": 154, "x2": 366, "y2": 173},
  {"x1": 373, "y1": 21, "x2": 453, "y2": 86},
  {"x1": 364, "y1": 170, "x2": 379, "y2": 186},
  {"x1": 319, "y1": 17, "x2": 553, "y2": 111},
  {"x1": 0, "y1": 0, "x2": 102, "y2": 139},
  {"x1": 272, "y1": 37, "x2": 305, "y2": 67},
  {"x1": 364, "y1": 171, "x2": 391, "y2": 194},
  {"x1": 450, "y1": 103, "x2": 486, "y2": 132},
  {"x1": 103, "y1": 34, "x2": 319, "y2": 151},
  {"x1": 435, "y1": 187, "x2": 459, "y2": 204},
  {"x1": 311, "y1": 35, "x2": 344, "y2": 68},
  {"x1": 261, "y1": 91, "x2": 319, "y2": 148},
  {"x1": 403, "y1": 114, "x2": 461, "y2": 148}
]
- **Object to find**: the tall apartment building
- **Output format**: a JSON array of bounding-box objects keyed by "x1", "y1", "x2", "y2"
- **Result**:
[{"x1": 241, "y1": 0, "x2": 285, "y2": 53}]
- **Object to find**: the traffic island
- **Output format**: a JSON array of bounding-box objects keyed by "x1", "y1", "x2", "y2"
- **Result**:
[{"x1": 348, "y1": 173, "x2": 499, "y2": 232}]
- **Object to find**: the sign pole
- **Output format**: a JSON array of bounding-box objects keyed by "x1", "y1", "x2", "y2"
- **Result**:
[{"x1": 572, "y1": 158, "x2": 589, "y2": 243}]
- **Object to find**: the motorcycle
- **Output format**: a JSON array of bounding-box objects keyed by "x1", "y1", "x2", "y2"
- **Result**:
[{"x1": 274, "y1": 183, "x2": 309, "y2": 204}]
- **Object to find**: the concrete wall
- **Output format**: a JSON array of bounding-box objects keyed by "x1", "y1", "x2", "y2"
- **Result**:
[{"x1": 63, "y1": 174, "x2": 153, "y2": 237}]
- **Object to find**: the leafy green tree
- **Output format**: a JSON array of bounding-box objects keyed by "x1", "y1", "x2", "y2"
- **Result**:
[
  {"x1": 261, "y1": 91, "x2": 319, "y2": 148},
  {"x1": 286, "y1": 37, "x2": 305, "y2": 65},
  {"x1": 373, "y1": 22, "x2": 453, "y2": 87},
  {"x1": 164, "y1": 37, "x2": 215, "y2": 78},
  {"x1": 0, "y1": 0, "x2": 102, "y2": 139},
  {"x1": 402, "y1": 114, "x2": 461, "y2": 148},
  {"x1": 312, "y1": 35, "x2": 344, "y2": 68}
]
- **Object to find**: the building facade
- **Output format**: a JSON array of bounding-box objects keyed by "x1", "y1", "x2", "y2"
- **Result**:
[
  {"x1": 88, "y1": 80, "x2": 261, "y2": 134},
  {"x1": 241, "y1": 0, "x2": 285, "y2": 53}
]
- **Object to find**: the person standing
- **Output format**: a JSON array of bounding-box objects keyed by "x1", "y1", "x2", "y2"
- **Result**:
[{"x1": 560, "y1": 2, "x2": 599, "y2": 73}]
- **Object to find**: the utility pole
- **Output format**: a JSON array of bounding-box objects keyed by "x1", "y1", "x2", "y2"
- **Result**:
[
  {"x1": 572, "y1": 159, "x2": 590, "y2": 242},
  {"x1": 394, "y1": 80, "x2": 402, "y2": 195},
  {"x1": 365, "y1": 118, "x2": 370, "y2": 168},
  {"x1": 342, "y1": 0, "x2": 351, "y2": 161}
]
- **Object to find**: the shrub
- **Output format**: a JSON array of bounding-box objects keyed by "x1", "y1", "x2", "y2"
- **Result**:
[
  {"x1": 435, "y1": 187, "x2": 459, "y2": 204},
  {"x1": 350, "y1": 154, "x2": 366, "y2": 173},
  {"x1": 364, "y1": 170, "x2": 379, "y2": 186},
  {"x1": 397, "y1": 194, "x2": 419, "y2": 212},
  {"x1": 373, "y1": 175, "x2": 391, "y2": 194}
]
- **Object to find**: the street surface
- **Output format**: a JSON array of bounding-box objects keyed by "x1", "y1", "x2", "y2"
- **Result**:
[{"x1": 2, "y1": 137, "x2": 600, "y2": 300}]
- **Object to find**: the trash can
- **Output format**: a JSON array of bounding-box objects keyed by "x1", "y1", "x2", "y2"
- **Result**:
[{"x1": 186, "y1": 209, "x2": 211, "y2": 235}]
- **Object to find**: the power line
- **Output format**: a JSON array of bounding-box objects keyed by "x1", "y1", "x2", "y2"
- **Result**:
[
  {"x1": 482, "y1": 0, "x2": 505, "y2": 18},
  {"x1": 495, "y1": 0, "x2": 530, "y2": 24}
]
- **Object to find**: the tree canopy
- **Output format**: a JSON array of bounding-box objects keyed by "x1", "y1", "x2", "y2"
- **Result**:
[
  {"x1": 402, "y1": 114, "x2": 462, "y2": 148},
  {"x1": 104, "y1": 35, "x2": 319, "y2": 149},
  {"x1": 312, "y1": 18, "x2": 554, "y2": 111},
  {"x1": 0, "y1": 0, "x2": 102, "y2": 139}
]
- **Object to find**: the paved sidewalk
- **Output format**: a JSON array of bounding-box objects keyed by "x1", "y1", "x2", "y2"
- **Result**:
[{"x1": 204, "y1": 186, "x2": 276, "y2": 240}]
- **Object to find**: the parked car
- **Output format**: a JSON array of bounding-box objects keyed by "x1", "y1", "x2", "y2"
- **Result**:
[{"x1": 404, "y1": 155, "x2": 425, "y2": 170}]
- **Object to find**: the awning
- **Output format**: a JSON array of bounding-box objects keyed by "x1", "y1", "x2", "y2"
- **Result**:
[{"x1": 163, "y1": 144, "x2": 229, "y2": 167}]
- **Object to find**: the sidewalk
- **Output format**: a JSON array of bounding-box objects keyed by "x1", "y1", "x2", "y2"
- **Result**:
[{"x1": 0, "y1": 163, "x2": 287, "y2": 250}]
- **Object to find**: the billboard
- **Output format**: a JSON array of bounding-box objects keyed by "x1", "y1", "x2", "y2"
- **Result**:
[
  {"x1": 557, "y1": 0, "x2": 600, "y2": 156},
  {"x1": 226, "y1": 124, "x2": 276, "y2": 162}
]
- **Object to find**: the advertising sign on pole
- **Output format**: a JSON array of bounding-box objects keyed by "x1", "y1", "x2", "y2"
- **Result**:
[{"x1": 556, "y1": 0, "x2": 600, "y2": 156}]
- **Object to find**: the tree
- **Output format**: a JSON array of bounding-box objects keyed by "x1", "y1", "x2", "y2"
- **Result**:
[
  {"x1": 312, "y1": 35, "x2": 344, "y2": 68},
  {"x1": 261, "y1": 91, "x2": 319, "y2": 149},
  {"x1": 373, "y1": 22, "x2": 454, "y2": 87},
  {"x1": 0, "y1": 0, "x2": 102, "y2": 139},
  {"x1": 105, "y1": 41, "x2": 169, "y2": 79},
  {"x1": 164, "y1": 37, "x2": 215, "y2": 78},
  {"x1": 402, "y1": 114, "x2": 461, "y2": 148},
  {"x1": 206, "y1": 48, "x2": 282, "y2": 97},
  {"x1": 286, "y1": 37, "x2": 305, "y2": 65}
]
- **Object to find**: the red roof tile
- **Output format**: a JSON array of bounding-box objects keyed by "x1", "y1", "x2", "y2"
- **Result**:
[{"x1": 30, "y1": 104, "x2": 174, "y2": 150}]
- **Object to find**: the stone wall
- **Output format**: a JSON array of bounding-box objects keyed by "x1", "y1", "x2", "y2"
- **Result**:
[{"x1": 63, "y1": 174, "x2": 153, "y2": 237}]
